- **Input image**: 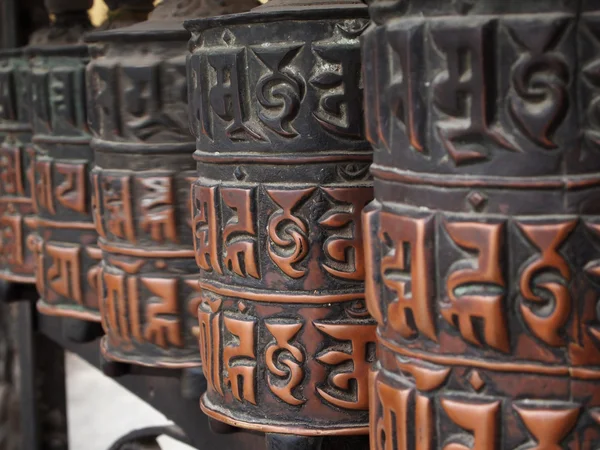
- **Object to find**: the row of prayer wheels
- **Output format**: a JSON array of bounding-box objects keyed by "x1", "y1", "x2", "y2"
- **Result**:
[{"x1": 2, "y1": 0, "x2": 600, "y2": 447}]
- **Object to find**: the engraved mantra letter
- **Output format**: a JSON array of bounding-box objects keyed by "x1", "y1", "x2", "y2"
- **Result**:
[
  {"x1": 379, "y1": 212, "x2": 436, "y2": 341},
  {"x1": 198, "y1": 297, "x2": 224, "y2": 395},
  {"x1": 513, "y1": 404, "x2": 580, "y2": 450},
  {"x1": 320, "y1": 187, "x2": 372, "y2": 281},
  {"x1": 139, "y1": 177, "x2": 177, "y2": 244},
  {"x1": 142, "y1": 278, "x2": 183, "y2": 349},
  {"x1": 46, "y1": 244, "x2": 82, "y2": 303},
  {"x1": 35, "y1": 160, "x2": 54, "y2": 214},
  {"x1": 55, "y1": 163, "x2": 87, "y2": 213},
  {"x1": 222, "y1": 187, "x2": 259, "y2": 279},
  {"x1": 387, "y1": 20, "x2": 425, "y2": 152},
  {"x1": 0, "y1": 147, "x2": 24, "y2": 196},
  {"x1": 442, "y1": 221, "x2": 509, "y2": 353},
  {"x1": 253, "y1": 44, "x2": 302, "y2": 137},
  {"x1": 208, "y1": 48, "x2": 261, "y2": 141},
  {"x1": 315, "y1": 322, "x2": 376, "y2": 410},
  {"x1": 441, "y1": 399, "x2": 500, "y2": 450},
  {"x1": 0, "y1": 216, "x2": 23, "y2": 265},
  {"x1": 103, "y1": 175, "x2": 135, "y2": 242},
  {"x1": 311, "y1": 43, "x2": 363, "y2": 139},
  {"x1": 518, "y1": 221, "x2": 576, "y2": 346},
  {"x1": 193, "y1": 184, "x2": 222, "y2": 274},
  {"x1": 265, "y1": 321, "x2": 305, "y2": 406},
  {"x1": 223, "y1": 315, "x2": 257, "y2": 405},
  {"x1": 371, "y1": 363, "x2": 449, "y2": 450},
  {"x1": 431, "y1": 19, "x2": 514, "y2": 163},
  {"x1": 267, "y1": 188, "x2": 315, "y2": 279},
  {"x1": 508, "y1": 19, "x2": 570, "y2": 149}
]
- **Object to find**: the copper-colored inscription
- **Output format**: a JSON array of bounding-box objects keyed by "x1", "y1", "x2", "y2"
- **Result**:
[
  {"x1": 35, "y1": 160, "x2": 55, "y2": 214},
  {"x1": 0, "y1": 215, "x2": 23, "y2": 265},
  {"x1": 55, "y1": 162, "x2": 87, "y2": 213},
  {"x1": 103, "y1": 271, "x2": 128, "y2": 346},
  {"x1": 28, "y1": 234, "x2": 45, "y2": 295},
  {"x1": 320, "y1": 187, "x2": 372, "y2": 281},
  {"x1": 440, "y1": 399, "x2": 500, "y2": 450},
  {"x1": 431, "y1": 21, "x2": 514, "y2": 164},
  {"x1": 442, "y1": 222, "x2": 509, "y2": 352},
  {"x1": 46, "y1": 244, "x2": 82, "y2": 304},
  {"x1": 139, "y1": 177, "x2": 177, "y2": 244},
  {"x1": 198, "y1": 296, "x2": 224, "y2": 396},
  {"x1": 222, "y1": 187, "x2": 259, "y2": 279},
  {"x1": 315, "y1": 322, "x2": 376, "y2": 410},
  {"x1": 193, "y1": 184, "x2": 222, "y2": 274},
  {"x1": 371, "y1": 364, "x2": 449, "y2": 450},
  {"x1": 86, "y1": 247, "x2": 103, "y2": 303},
  {"x1": 266, "y1": 188, "x2": 315, "y2": 279},
  {"x1": 223, "y1": 315, "x2": 257, "y2": 404},
  {"x1": 92, "y1": 173, "x2": 106, "y2": 238},
  {"x1": 513, "y1": 404, "x2": 580, "y2": 450},
  {"x1": 265, "y1": 321, "x2": 305, "y2": 406},
  {"x1": 142, "y1": 278, "x2": 182, "y2": 349},
  {"x1": 103, "y1": 174, "x2": 135, "y2": 242},
  {"x1": 0, "y1": 146, "x2": 24, "y2": 196},
  {"x1": 372, "y1": 379, "x2": 410, "y2": 450},
  {"x1": 380, "y1": 212, "x2": 436, "y2": 341},
  {"x1": 518, "y1": 221, "x2": 576, "y2": 346}
]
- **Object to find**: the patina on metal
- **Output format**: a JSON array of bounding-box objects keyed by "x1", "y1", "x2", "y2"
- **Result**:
[
  {"x1": 26, "y1": 42, "x2": 101, "y2": 322},
  {"x1": 85, "y1": 0, "x2": 257, "y2": 369},
  {"x1": 363, "y1": 0, "x2": 600, "y2": 448},
  {"x1": 186, "y1": 0, "x2": 374, "y2": 437},
  {"x1": 0, "y1": 49, "x2": 38, "y2": 284}
]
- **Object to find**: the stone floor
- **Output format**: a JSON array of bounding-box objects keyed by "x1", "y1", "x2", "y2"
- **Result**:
[{"x1": 65, "y1": 352, "x2": 195, "y2": 450}]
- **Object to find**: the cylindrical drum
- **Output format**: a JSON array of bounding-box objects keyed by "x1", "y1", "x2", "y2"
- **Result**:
[
  {"x1": 85, "y1": 0, "x2": 257, "y2": 368},
  {"x1": 0, "y1": 49, "x2": 37, "y2": 284},
  {"x1": 27, "y1": 44, "x2": 101, "y2": 322},
  {"x1": 363, "y1": 1, "x2": 600, "y2": 448},
  {"x1": 186, "y1": 0, "x2": 375, "y2": 435}
]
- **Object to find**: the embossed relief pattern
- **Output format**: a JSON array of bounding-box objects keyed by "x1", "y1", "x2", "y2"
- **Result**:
[
  {"x1": 86, "y1": 29, "x2": 200, "y2": 366},
  {"x1": 87, "y1": 44, "x2": 190, "y2": 143},
  {"x1": 27, "y1": 46, "x2": 101, "y2": 321},
  {"x1": 93, "y1": 167, "x2": 200, "y2": 366},
  {"x1": 187, "y1": 4, "x2": 374, "y2": 435},
  {"x1": 364, "y1": 2, "x2": 600, "y2": 448},
  {"x1": 0, "y1": 51, "x2": 37, "y2": 283},
  {"x1": 187, "y1": 15, "x2": 371, "y2": 157}
]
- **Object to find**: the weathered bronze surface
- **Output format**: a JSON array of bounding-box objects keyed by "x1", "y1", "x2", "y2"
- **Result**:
[
  {"x1": 85, "y1": 0, "x2": 257, "y2": 368},
  {"x1": 0, "y1": 49, "x2": 37, "y2": 284},
  {"x1": 26, "y1": 43, "x2": 101, "y2": 322},
  {"x1": 363, "y1": 0, "x2": 600, "y2": 448},
  {"x1": 186, "y1": 0, "x2": 375, "y2": 435}
]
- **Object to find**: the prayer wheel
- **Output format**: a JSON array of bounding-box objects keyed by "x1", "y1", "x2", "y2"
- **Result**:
[
  {"x1": 85, "y1": 0, "x2": 256, "y2": 368},
  {"x1": 186, "y1": 0, "x2": 375, "y2": 436},
  {"x1": 0, "y1": 49, "x2": 37, "y2": 284},
  {"x1": 26, "y1": 40, "x2": 101, "y2": 321},
  {"x1": 363, "y1": 0, "x2": 600, "y2": 448}
]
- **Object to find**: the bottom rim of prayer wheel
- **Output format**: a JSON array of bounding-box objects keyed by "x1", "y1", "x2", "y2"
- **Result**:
[
  {"x1": 199, "y1": 396, "x2": 369, "y2": 436},
  {"x1": 0, "y1": 272, "x2": 36, "y2": 284},
  {"x1": 37, "y1": 300, "x2": 101, "y2": 322},
  {"x1": 100, "y1": 336, "x2": 202, "y2": 369}
]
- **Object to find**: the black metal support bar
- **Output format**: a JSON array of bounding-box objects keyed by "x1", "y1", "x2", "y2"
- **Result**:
[
  {"x1": 16, "y1": 299, "x2": 69, "y2": 450},
  {"x1": 37, "y1": 313, "x2": 266, "y2": 450}
]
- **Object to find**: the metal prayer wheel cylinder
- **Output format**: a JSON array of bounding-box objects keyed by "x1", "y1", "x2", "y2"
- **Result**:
[
  {"x1": 85, "y1": 0, "x2": 256, "y2": 368},
  {"x1": 26, "y1": 44, "x2": 101, "y2": 321},
  {"x1": 0, "y1": 49, "x2": 37, "y2": 284},
  {"x1": 363, "y1": 0, "x2": 600, "y2": 448},
  {"x1": 186, "y1": 0, "x2": 374, "y2": 435}
]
